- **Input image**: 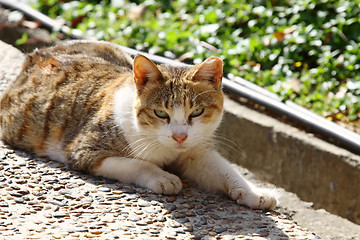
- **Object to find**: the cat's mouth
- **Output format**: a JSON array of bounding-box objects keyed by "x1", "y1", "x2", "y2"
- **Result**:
[
  {"x1": 174, "y1": 143, "x2": 189, "y2": 151},
  {"x1": 175, "y1": 144, "x2": 186, "y2": 149}
]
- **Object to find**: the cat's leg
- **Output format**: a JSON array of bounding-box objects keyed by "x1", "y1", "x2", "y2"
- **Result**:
[
  {"x1": 177, "y1": 150, "x2": 277, "y2": 210},
  {"x1": 93, "y1": 157, "x2": 183, "y2": 195}
]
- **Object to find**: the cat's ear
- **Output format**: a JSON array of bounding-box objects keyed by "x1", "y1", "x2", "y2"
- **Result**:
[
  {"x1": 133, "y1": 55, "x2": 162, "y2": 92},
  {"x1": 193, "y1": 57, "x2": 223, "y2": 90}
]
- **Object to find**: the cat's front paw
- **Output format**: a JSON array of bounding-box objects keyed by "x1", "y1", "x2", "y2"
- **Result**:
[
  {"x1": 146, "y1": 172, "x2": 183, "y2": 195},
  {"x1": 229, "y1": 186, "x2": 277, "y2": 210},
  {"x1": 228, "y1": 182, "x2": 278, "y2": 210}
]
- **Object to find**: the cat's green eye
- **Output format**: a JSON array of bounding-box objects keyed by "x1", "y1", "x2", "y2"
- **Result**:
[
  {"x1": 154, "y1": 110, "x2": 169, "y2": 119},
  {"x1": 190, "y1": 108, "x2": 204, "y2": 118}
]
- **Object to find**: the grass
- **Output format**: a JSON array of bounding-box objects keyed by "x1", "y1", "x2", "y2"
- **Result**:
[{"x1": 33, "y1": 0, "x2": 360, "y2": 127}]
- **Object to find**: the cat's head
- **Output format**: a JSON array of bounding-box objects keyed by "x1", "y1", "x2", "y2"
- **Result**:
[{"x1": 133, "y1": 55, "x2": 224, "y2": 151}]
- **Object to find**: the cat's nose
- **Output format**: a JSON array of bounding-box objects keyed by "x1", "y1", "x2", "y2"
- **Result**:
[{"x1": 172, "y1": 134, "x2": 188, "y2": 143}]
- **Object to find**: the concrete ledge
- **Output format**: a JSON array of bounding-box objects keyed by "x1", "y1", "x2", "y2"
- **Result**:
[{"x1": 221, "y1": 99, "x2": 360, "y2": 224}]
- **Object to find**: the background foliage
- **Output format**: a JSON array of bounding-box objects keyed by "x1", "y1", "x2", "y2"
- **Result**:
[{"x1": 33, "y1": 0, "x2": 360, "y2": 125}]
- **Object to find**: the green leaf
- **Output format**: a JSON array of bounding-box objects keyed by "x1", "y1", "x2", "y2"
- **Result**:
[
  {"x1": 205, "y1": 10, "x2": 218, "y2": 23},
  {"x1": 249, "y1": 37, "x2": 260, "y2": 52},
  {"x1": 15, "y1": 33, "x2": 28, "y2": 46}
]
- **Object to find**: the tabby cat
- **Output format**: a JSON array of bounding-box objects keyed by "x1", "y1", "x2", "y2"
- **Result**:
[{"x1": 0, "y1": 40, "x2": 277, "y2": 209}]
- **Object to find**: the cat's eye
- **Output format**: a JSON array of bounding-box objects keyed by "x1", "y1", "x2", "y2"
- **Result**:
[
  {"x1": 154, "y1": 110, "x2": 169, "y2": 119},
  {"x1": 190, "y1": 108, "x2": 204, "y2": 118}
]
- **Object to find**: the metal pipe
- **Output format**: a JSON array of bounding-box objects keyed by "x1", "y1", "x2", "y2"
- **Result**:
[{"x1": 1, "y1": 0, "x2": 359, "y2": 154}]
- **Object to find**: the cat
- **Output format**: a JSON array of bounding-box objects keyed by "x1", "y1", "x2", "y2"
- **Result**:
[{"x1": 0, "y1": 40, "x2": 277, "y2": 210}]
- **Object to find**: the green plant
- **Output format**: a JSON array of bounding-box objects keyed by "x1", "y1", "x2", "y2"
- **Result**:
[{"x1": 15, "y1": 33, "x2": 29, "y2": 46}]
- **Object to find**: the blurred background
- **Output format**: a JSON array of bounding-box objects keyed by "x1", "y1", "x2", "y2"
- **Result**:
[{"x1": 1, "y1": 0, "x2": 360, "y2": 134}]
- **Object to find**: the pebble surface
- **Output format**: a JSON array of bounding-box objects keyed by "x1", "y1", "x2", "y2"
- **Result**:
[{"x1": 0, "y1": 40, "x2": 318, "y2": 239}]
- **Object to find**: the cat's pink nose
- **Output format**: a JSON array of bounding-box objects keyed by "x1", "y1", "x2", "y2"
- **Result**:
[{"x1": 172, "y1": 134, "x2": 188, "y2": 143}]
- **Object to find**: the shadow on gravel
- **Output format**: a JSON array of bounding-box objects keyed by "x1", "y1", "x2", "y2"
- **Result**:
[{"x1": 0, "y1": 144, "x2": 294, "y2": 239}]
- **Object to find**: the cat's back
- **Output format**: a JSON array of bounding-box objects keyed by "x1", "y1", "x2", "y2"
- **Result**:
[
  {"x1": 49, "y1": 40, "x2": 133, "y2": 69},
  {"x1": 0, "y1": 40, "x2": 133, "y2": 154}
]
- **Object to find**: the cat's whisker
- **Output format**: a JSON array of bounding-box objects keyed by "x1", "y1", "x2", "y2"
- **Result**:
[
  {"x1": 212, "y1": 134, "x2": 246, "y2": 160},
  {"x1": 213, "y1": 133, "x2": 243, "y2": 150},
  {"x1": 131, "y1": 141, "x2": 162, "y2": 165},
  {"x1": 138, "y1": 142, "x2": 162, "y2": 162},
  {"x1": 127, "y1": 142, "x2": 153, "y2": 158},
  {"x1": 189, "y1": 134, "x2": 238, "y2": 159},
  {"x1": 192, "y1": 90, "x2": 217, "y2": 102},
  {"x1": 128, "y1": 139, "x2": 161, "y2": 161},
  {"x1": 126, "y1": 137, "x2": 155, "y2": 150},
  {"x1": 123, "y1": 136, "x2": 158, "y2": 155}
]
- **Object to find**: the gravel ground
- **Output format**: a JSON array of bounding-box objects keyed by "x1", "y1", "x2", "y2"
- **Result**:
[
  {"x1": 0, "y1": 40, "x2": 318, "y2": 240},
  {"x1": 0, "y1": 145, "x2": 317, "y2": 240}
]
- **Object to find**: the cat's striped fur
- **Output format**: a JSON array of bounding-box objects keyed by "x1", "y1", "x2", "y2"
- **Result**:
[{"x1": 0, "y1": 40, "x2": 277, "y2": 209}]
